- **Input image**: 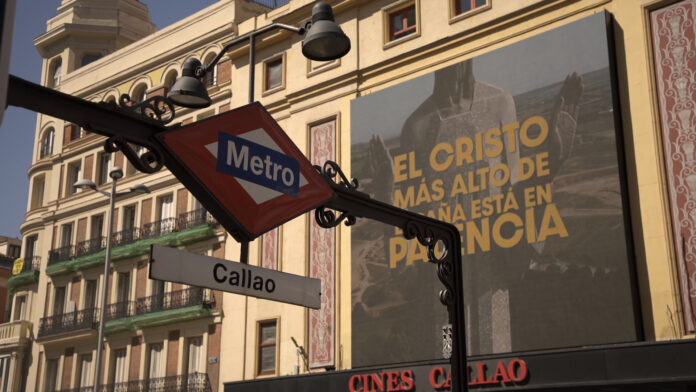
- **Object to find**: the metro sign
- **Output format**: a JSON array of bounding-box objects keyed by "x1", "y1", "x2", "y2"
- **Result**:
[{"x1": 159, "y1": 102, "x2": 334, "y2": 240}]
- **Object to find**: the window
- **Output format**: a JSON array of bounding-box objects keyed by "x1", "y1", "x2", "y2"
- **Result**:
[
  {"x1": 157, "y1": 195, "x2": 175, "y2": 234},
  {"x1": 77, "y1": 354, "x2": 93, "y2": 388},
  {"x1": 13, "y1": 295, "x2": 26, "y2": 321},
  {"x1": 264, "y1": 57, "x2": 283, "y2": 92},
  {"x1": 111, "y1": 349, "x2": 127, "y2": 384},
  {"x1": 8, "y1": 244, "x2": 20, "y2": 258},
  {"x1": 53, "y1": 286, "x2": 66, "y2": 316},
  {"x1": 455, "y1": 0, "x2": 488, "y2": 15},
  {"x1": 204, "y1": 53, "x2": 218, "y2": 87},
  {"x1": 40, "y1": 128, "x2": 54, "y2": 159},
  {"x1": 257, "y1": 320, "x2": 277, "y2": 376},
  {"x1": 389, "y1": 4, "x2": 417, "y2": 41},
  {"x1": 84, "y1": 280, "x2": 97, "y2": 310},
  {"x1": 131, "y1": 84, "x2": 147, "y2": 104},
  {"x1": 91, "y1": 214, "x2": 104, "y2": 240},
  {"x1": 97, "y1": 152, "x2": 113, "y2": 185},
  {"x1": 66, "y1": 161, "x2": 82, "y2": 196},
  {"x1": 70, "y1": 125, "x2": 84, "y2": 141},
  {"x1": 31, "y1": 176, "x2": 45, "y2": 210},
  {"x1": 44, "y1": 358, "x2": 59, "y2": 392},
  {"x1": 0, "y1": 355, "x2": 10, "y2": 392},
  {"x1": 151, "y1": 279, "x2": 166, "y2": 311},
  {"x1": 147, "y1": 343, "x2": 164, "y2": 383},
  {"x1": 122, "y1": 205, "x2": 137, "y2": 231},
  {"x1": 50, "y1": 58, "x2": 61, "y2": 88},
  {"x1": 187, "y1": 337, "x2": 203, "y2": 374},
  {"x1": 60, "y1": 223, "x2": 73, "y2": 248},
  {"x1": 81, "y1": 53, "x2": 101, "y2": 67},
  {"x1": 117, "y1": 271, "x2": 131, "y2": 303},
  {"x1": 25, "y1": 235, "x2": 38, "y2": 259}
]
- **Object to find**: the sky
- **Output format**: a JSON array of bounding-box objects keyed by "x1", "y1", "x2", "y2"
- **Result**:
[{"x1": 0, "y1": 1, "x2": 217, "y2": 239}]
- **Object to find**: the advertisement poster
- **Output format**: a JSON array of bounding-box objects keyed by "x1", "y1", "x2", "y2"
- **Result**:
[{"x1": 350, "y1": 13, "x2": 638, "y2": 366}]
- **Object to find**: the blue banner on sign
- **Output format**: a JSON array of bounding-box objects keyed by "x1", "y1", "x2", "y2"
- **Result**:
[{"x1": 216, "y1": 132, "x2": 300, "y2": 197}]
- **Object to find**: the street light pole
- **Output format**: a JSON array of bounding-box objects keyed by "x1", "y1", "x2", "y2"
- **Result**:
[
  {"x1": 74, "y1": 168, "x2": 150, "y2": 391},
  {"x1": 93, "y1": 168, "x2": 119, "y2": 391}
]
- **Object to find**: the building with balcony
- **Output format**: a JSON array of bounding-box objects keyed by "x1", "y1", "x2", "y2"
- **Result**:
[{"x1": 11, "y1": 0, "x2": 696, "y2": 391}]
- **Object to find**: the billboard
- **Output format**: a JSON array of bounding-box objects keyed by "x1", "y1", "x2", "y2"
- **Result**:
[{"x1": 350, "y1": 12, "x2": 638, "y2": 366}]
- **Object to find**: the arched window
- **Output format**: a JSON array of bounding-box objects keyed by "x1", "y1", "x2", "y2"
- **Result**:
[
  {"x1": 131, "y1": 84, "x2": 147, "y2": 104},
  {"x1": 50, "y1": 58, "x2": 62, "y2": 88},
  {"x1": 40, "y1": 128, "x2": 55, "y2": 159},
  {"x1": 203, "y1": 53, "x2": 217, "y2": 87},
  {"x1": 164, "y1": 70, "x2": 178, "y2": 92}
]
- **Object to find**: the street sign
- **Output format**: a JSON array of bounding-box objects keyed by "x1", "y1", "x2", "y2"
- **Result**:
[
  {"x1": 158, "y1": 102, "x2": 334, "y2": 240},
  {"x1": 150, "y1": 244, "x2": 322, "y2": 309},
  {"x1": 0, "y1": 0, "x2": 17, "y2": 125}
]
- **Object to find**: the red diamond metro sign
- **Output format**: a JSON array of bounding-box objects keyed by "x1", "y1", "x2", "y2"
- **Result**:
[{"x1": 158, "y1": 102, "x2": 334, "y2": 240}]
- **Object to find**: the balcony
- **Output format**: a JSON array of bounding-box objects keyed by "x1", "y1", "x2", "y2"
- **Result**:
[
  {"x1": 0, "y1": 320, "x2": 32, "y2": 350},
  {"x1": 38, "y1": 307, "x2": 99, "y2": 337},
  {"x1": 46, "y1": 210, "x2": 217, "y2": 277},
  {"x1": 7, "y1": 256, "x2": 41, "y2": 292},
  {"x1": 56, "y1": 372, "x2": 212, "y2": 392},
  {"x1": 105, "y1": 288, "x2": 214, "y2": 334}
]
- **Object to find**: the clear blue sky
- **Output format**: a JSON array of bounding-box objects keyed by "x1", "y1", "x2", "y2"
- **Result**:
[{"x1": 0, "y1": 1, "x2": 216, "y2": 239}]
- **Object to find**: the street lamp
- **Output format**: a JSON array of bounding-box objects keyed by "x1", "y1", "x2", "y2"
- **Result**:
[
  {"x1": 167, "y1": 1, "x2": 350, "y2": 264},
  {"x1": 167, "y1": 1, "x2": 350, "y2": 108},
  {"x1": 73, "y1": 167, "x2": 150, "y2": 391}
]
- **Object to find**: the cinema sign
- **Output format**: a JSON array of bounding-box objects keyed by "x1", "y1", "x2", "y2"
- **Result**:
[{"x1": 348, "y1": 359, "x2": 528, "y2": 392}]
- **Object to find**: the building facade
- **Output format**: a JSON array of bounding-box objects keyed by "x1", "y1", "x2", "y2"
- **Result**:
[{"x1": 6, "y1": 0, "x2": 696, "y2": 391}]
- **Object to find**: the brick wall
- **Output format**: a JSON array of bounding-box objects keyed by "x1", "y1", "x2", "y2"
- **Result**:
[
  {"x1": 61, "y1": 347, "x2": 74, "y2": 390},
  {"x1": 207, "y1": 324, "x2": 221, "y2": 392},
  {"x1": 176, "y1": 188, "x2": 188, "y2": 216},
  {"x1": 217, "y1": 58, "x2": 231, "y2": 85},
  {"x1": 136, "y1": 261, "x2": 147, "y2": 299},
  {"x1": 129, "y1": 337, "x2": 141, "y2": 381},
  {"x1": 167, "y1": 330, "x2": 180, "y2": 376},
  {"x1": 76, "y1": 218, "x2": 87, "y2": 243},
  {"x1": 84, "y1": 154, "x2": 94, "y2": 181},
  {"x1": 141, "y1": 198, "x2": 153, "y2": 226}
]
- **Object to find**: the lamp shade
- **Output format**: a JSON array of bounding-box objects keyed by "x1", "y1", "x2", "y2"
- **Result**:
[
  {"x1": 302, "y1": 2, "x2": 351, "y2": 61},
  {"x1": 167, "y1": 58, "x2": 212, "y2": 108}
]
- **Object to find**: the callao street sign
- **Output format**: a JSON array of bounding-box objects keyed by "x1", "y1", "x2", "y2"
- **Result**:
[
  {"x1": 158, "y1": 102, "x2": 335, "y2": 241},
  {"x1": 150, "y1": 244, "x2": 321, "y2": 309}
]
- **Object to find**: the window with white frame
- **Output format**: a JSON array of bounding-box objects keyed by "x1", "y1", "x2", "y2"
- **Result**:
[
  {"x1": 44, "y1": 358, "x2": 59, "y2": 392},
  {"x1": 77, "y1": 354, "x2": 93, "y2": 388},
  {"x1": 111, "y1": 348, "x2": 127, "y2": 384},
  {"x1": 66, "y1": 161, "x2": 82, "y2": 196},
  {"x1": 40, "y1": 128, "x2": 54, "y2": 159},
  {"x1": 97, "y1": 152, "x2": 113, "y2": 186}
]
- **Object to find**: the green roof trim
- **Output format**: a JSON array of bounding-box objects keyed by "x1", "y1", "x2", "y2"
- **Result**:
[
  {"x1": 104, "y1": 305, "x2": 212, "y2": 335},
  {"x1": 46, "y1": 224, "x2": 217, "y2": 277},
  {"x1": 7, "y1": 270, "x2": 39, "y2": 293}
]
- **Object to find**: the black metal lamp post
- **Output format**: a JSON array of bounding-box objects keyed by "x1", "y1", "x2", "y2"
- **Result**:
[
  {"x1": 167, "y1": 1, "x2": 350, "y2": 108},
  {"x1": 167, "y1": 0, "x2": 350, "y2": 264}
]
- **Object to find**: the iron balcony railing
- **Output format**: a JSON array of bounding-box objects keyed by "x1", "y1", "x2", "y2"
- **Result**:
[
  {"x1": 111, "y1": 227, "x2": 140, "y2": 248},
  {"x1": 38, "y1": 307, "x2": 99, "y2": 337},
  {"x1": 14, "y1": 255, "x2": 40, "y2": 275},
  {"x1": 75, "y1": 236, "x2": 106, "y2": 257},
  {"x1": 250, "y1": 0, "x2": 290, "y2": 9},
  {"x1": 141, "y1": 217, "x2": 178, "y2": 240},
  {"x1": 47, "y1": 210, "x2": 215, "y2": 266},
  {"x1": 48, "y1": 245, "x2": 74, "y2": 265},
  {"x1": 55, "y1": 372, "x2": 212, "y2": 392},
  {"x1": 106, "y1": 287, "x2": 213, "y2": 322}
]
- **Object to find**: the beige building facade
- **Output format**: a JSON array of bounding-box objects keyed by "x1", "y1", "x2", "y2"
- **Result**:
[{"x1": 5, "y1": 0, "x2": 696, "y2": 391}]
